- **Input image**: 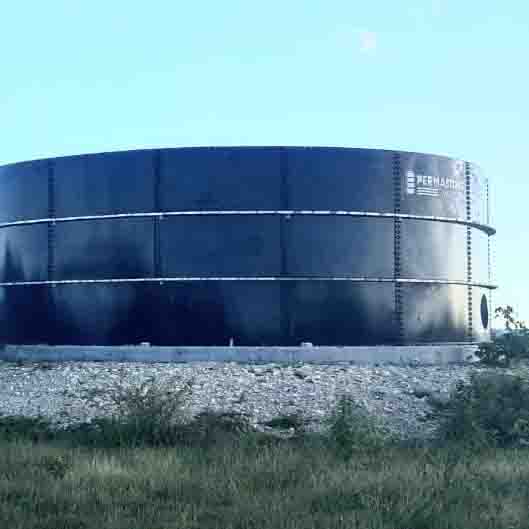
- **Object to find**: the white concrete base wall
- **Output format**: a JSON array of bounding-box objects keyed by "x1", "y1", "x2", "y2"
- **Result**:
[{"x1": 0, "y1": 344, "x2": 481, "y2": 365}]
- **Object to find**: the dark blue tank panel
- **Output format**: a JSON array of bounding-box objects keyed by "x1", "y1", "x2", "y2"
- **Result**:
[
  {"x1": 287, "y1": 282, "x2": 397, "y2": 346},
  {"x1": 0, "y1": 147, "x2": 496, "y2": 346},
  {"x1": 472, "y1": 230, "x2": 490, "y2": 285},
  {"x1": 54, "y1": 218, "x2": 155, "y2": 280},
  {"x1": 401, "y1": 284, "x2": 468, "y2": 343},
  {"x1": 286, "y1": 148, "x2": 394, "y2": 211},
  {"x1": 399, "y1": 221, "x2": 467, "y2": 281},
  {"x1": 54, "y1": 150, "x2": 156, "y2": 217},
  {"x1": 160, "y1": 148, "x2": 282, "y2": 211},
  {"x1": 283, "y1": 217, "x2": 393, "y2": 277},
  {"x1": 0, "y1": 160, "x2": 49, "y2": 222},
  {"x1": 0, "y1": 225, "x2": 49, "y2": 282},
  {"x1": 0, "y1": 285, "x2": 51, "y2": 344},
  {"x1": 160, "y1": 216, "x2": 281, "y2": 277},
  {"x1": 469, "y1": 162, "x2": 489, "y2": 226}
]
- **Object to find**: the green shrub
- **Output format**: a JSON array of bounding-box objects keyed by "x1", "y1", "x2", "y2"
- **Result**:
[
  {"x1": 72, "y1": 373, "x2": 195, "y2": 448},
  {"x1": 176, "y1": 409, "x2": 254, "y2": 448},
  {"x1": 323, "y1": 394, "x2": 395, "y2": 461},
  {"x1": 0, "y1": 414, "x2": 59, "y2": 444},
  {"x1": 430, "y1": 369, "x2": 529, "y2": 451},
  {"x1": 475, "y1": 305, "x2": 529, "y2": 368},
  {"x1": 65, "y1": 385, "x2": 257, "y2": 451}
]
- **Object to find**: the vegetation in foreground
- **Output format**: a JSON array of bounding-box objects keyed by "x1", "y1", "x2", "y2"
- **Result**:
[{"x1": 1, "y1": 306, "x2": 529, "y2": 528}]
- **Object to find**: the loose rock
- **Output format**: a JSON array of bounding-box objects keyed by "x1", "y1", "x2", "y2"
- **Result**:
[{"x1": 1, "y1": 359, "x2": 528, "y2": 445}]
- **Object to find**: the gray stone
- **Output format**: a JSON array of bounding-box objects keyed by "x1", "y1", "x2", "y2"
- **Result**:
[{"x1": 0, "y1": 358, "x2": 527, "y2": 446}]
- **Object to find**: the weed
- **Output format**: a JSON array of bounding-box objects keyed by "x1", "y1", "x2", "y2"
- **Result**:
[
  {"x1": 323, "y1": 393, "x2": 395, "y2": 461},
  {"x1": 429, "y1": 369, "x2": 529, "y2": 451}
]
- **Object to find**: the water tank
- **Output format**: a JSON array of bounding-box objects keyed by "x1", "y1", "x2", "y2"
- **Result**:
[{"x1": 0, "y1": 147, "x2": 496, "y2": 346}]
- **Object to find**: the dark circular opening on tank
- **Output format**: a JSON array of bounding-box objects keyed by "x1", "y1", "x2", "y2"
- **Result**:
[{"x1": 480, "y1": 294, "x2": 489, "y2": 329}]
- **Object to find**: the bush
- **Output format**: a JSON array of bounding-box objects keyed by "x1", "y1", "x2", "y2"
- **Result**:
[
  {"x1": 176, "y1": 409, "x2": 254, "y2": 448},
  {"x1": 323, "y1": 394, "x2": 396, "y2": 460},
  {"x1": 0, "y1": 415, "x2": 59, "y2": 445},
  {"x1": 475, "y1": 305, "x2": 529, "y2": 368},
  {"x1": 70, "y1": 373, "x2": 195, "y2": 448},
  {"x1": 429, "y1": 369, "x2": 529, "y2": 451}
]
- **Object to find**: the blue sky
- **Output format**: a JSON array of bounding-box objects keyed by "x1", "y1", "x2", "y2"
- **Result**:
[{"x1": 1, "y1": 1, "x2": 528, "y2": 328}]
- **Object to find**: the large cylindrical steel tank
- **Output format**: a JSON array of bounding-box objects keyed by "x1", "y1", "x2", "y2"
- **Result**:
[{"x1": 0, "y1": 147, "x2": 495, "y2": 346}]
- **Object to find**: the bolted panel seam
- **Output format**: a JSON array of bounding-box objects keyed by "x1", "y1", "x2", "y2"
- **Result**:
[
  {"x1": 47, "y1": 160, "x2": 55, "y2": 283},
  {"x1": 47, "y1": 160, "x2": 56, "y2": 342},
  {"x1": 153, "y1": 150, "x2": 161, "y2": 278},
  {"x1": 279, "y1": 148, "x2": 292, "y2": 343},
  {"x1": 465, "y1": 163, "x2": 473, "y2": 342},
  {"x1": 488, "y1": 176, "x2": 493, "y2": 334},
  {"x1": 393, "y1": 153, "x2": 404, "y2": 344},
  {"x1": 486, "y1": 178, "x2": 492, "y2": 285}
]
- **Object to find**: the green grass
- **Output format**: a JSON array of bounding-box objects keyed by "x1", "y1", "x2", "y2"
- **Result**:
[{"x1": 2, "y1": 358, "x2": 529, "y2": 528}]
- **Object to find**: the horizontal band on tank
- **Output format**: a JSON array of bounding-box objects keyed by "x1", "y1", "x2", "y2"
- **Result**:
[
  {"x1": 0, "y1": 277, "x2": 497, "y2": 289},
  {"x1": 0, "y1": 210, "x2": 495, "y2": 235}
]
